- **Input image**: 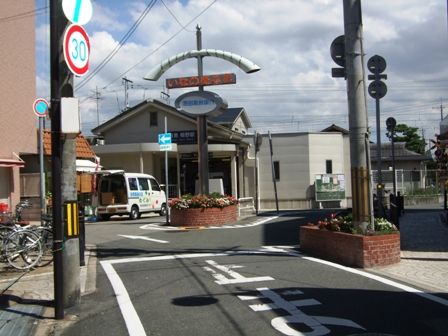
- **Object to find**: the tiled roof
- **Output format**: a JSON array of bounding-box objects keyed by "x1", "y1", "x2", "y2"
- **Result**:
[
  {"x1": 43, "y1": 130, "x2": 96, "y2": 159},
  {"x1": 370, "y1": 142, "x2": 431, "y2": 161}
]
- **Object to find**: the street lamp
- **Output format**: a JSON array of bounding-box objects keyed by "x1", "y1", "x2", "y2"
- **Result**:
[{"x1": 143, "y1": 26, "x2": 260, "y2": 195}]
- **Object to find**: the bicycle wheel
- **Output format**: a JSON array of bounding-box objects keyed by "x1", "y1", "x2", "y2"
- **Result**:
[
  {"x1": 37, "y1": 228, "x2": 53, "y2": 267},
  {"x1": 4, "y1": 229, "x2": 42, "y2": 270}
]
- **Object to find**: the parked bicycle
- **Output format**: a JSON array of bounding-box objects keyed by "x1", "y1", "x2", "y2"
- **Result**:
[
  {"x1": 33, "y1": 213, "x2": 53, "y2": 267},
  {"x1": 0, "y1": 220, "x2": 42, "y2": 270},
  {"x1": 0, "y1": 200, "x2": 49, "y2": 270}
]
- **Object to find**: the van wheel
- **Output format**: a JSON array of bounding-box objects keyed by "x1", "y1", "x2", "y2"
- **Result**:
[
  {"x1": 129, "y1": 206, "x2": 139, "y2": 220},
  {"x1": 158, "y1": 204, "x2": 167, "y2": 216}
]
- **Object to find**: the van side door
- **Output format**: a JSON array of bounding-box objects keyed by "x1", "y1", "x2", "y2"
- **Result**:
[{"x1": 137, "y1": 177, "x2": 151, "y2": 211}]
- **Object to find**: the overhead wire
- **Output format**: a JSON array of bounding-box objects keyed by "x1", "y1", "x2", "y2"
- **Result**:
[
  {"x1": 0, "y1": 6, "x2": 48, "y2": 23},
  {"x1": 76, "y1": 0, "x2": 158, "y2": 91},
  {"x1": 101, "y1": 0, "x2": 218, "y2": 90}
]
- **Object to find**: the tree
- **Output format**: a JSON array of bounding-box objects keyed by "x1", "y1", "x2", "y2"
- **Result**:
[{"x1": 386, "y1": 123, "x2": 426, "y2": 154}]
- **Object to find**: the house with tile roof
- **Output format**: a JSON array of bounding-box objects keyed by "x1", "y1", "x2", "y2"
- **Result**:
[{"x1": 91, "y1": 99, "x2": 251, "y2": 198}]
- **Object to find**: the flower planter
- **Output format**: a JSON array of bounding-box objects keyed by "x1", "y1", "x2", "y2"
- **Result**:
[
  {"x1": 170, "y1": 205, "x2": 238, "y2": 227},
  {"x1": 299, "y1": 225, "x2": 400, "y2": 268}
]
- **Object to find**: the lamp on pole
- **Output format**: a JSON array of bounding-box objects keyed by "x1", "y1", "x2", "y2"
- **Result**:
[{"x1": 143, "y1": 27, "x2": 260, "y2": 195}]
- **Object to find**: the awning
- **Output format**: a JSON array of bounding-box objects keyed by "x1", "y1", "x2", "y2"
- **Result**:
[
  {"x1": 76, "y1": 159, "x2": 102, "y2": 172},
  {"x1": 0, "y1": 159, "x2": 25, "y2": 168}
]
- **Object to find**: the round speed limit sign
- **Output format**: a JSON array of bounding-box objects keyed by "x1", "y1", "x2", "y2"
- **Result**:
[{"x1": 63, "y1": 24, "x2": 90, "y2": 76}]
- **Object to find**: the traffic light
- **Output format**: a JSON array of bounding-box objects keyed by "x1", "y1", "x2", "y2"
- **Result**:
[
  {"x1": 330, "y1": 35, "x2": 346, "y2": 78},
  {"x1": 367, "y1": 55, "x2": 387, "y2": 100}
]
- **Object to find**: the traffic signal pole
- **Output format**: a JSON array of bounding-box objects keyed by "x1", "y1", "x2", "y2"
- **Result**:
[{"x1": 343, "y1": 0, "x2": 373, "y2": 228}]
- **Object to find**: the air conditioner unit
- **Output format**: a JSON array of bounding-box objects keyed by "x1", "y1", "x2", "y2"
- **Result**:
[{"x1": 96, "y1": 139, "x2": 105, "y2": 146}]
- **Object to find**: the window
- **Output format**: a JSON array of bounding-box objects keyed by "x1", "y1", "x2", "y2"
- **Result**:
[
  {"x1": 138, "y1": 178, "x2": 149, "y2": 191},
  {"x1": 326, "y1": 160, "x2": 333, "y2": 174},
  {"x1": 128, "y1": 178, "x2": 138, "y2": 191},
  {"x1": 149, "y1": 178, "x2": 161, "y2": 191},
  {"x1": 273, "y1": 161, "x2": 280, "y2": 181},
  {"x1": 150, "y1": 112, "x2": 158, "y2": 126}
]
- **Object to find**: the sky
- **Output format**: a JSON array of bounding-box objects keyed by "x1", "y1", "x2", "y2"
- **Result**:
[{"x1": 34, "y1": 0, "x2": 448, "y2": 146}]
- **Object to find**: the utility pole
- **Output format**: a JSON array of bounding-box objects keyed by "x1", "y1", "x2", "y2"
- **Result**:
[
  {"x1": 196, "y1": 25, "x2": 209, "y2": 195},
  {"x1": 50, "y1": 0, "x2": 80, "y2": 318},
  {"x1": 433, "y1": 99, "x2": 446, "y2": 120},
  {"x1": 343, "y1": 0, "x2": 372, "y2": 228},
  {"x1": 122, "y1": 77, "x2": 133, "y2": 111},
  {"x1": 92, "y1": 86, "x2": 102, "y2": 126}
]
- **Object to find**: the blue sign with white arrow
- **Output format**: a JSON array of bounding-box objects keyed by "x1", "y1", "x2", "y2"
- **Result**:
[
  {"x1": 158, "y1": 133, "x2": 172, "y2": 145},
  {"x1": 158, "y1": 133, "x2": 172, "y2": 151}
]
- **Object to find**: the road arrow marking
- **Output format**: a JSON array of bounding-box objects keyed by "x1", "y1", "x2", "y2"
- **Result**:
[{"x1": 118, "y1": 234, "x2": 169, "y2": 244}]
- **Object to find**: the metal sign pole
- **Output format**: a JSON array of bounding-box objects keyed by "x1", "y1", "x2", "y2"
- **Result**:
[{"x1": 165, "y1": 117, "x2": 170, "y2": 225}]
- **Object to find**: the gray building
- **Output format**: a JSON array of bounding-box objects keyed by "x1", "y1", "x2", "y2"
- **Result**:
[
  {"x1": 91, "y1": 99, "x2": 432, "y2": 211},
  {"x1": 92, "y1": 100, "x2": 252, "y2": 198}
]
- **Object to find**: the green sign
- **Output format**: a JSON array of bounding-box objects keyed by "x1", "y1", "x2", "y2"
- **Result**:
[{"x1": 315, "y1": 174, "x2": 345, "y2": 201}]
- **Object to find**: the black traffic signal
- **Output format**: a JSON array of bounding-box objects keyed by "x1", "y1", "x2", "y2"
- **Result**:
[
  {"x1": 330, "y1": 35, "x2": 346, "y2": 79},
  {"x1": 368, "y1": 55, "x2": 387, "y2": 99}
]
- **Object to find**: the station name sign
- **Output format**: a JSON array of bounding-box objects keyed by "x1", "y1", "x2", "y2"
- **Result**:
[
  {"x1": 166, "y1": 73, "x2": 236, "y2": 89},
  {"x1": 175, "y1": 91, "x2": 228, "y2": 117}
]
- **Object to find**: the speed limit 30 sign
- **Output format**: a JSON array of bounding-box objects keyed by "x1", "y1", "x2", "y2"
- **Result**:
[{"x1": 63, "y1": 24, "x2": 90, "y2": 77}]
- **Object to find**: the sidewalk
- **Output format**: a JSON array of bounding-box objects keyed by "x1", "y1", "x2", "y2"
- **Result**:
[
  {"x1": 0, "y1": 247, "x2": 95, "y2": 335},
  {"x1": 0, "y1": 208, "x2": 447, "y2": 335},
  {"x1": 367, "y1": 208, "x2": 448, "y2": 293}
]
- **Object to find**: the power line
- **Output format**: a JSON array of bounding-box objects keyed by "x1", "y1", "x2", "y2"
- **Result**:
[
  {"x1": 160, "y1": 0, "x2": 194, "y2": 32},
  {"x1": 0, "y1": 6, "x2": 48, "y2": 23},
  {"x1": 101, "y1": 0, "x2": 218, "y2": 90},
  {"x1": 76, "y1": 0, "x2": 158, "y2": 91}
]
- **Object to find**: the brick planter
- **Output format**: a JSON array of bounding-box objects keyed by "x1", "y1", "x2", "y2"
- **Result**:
[
  {"x1": 170, "y1": 205, "x2": 238, "y2": 227},
  {"x1": 300, "y1": 225, "x2": 400, "y2": 268}
]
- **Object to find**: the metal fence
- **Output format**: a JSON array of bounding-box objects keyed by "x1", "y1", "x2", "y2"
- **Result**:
[{"x1": 372, "y1": 169, "x2": 443, "y2": 195}]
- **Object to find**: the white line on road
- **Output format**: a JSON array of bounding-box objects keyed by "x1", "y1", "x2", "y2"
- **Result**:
[
  {"x1": 301, "y1": 256, "x2": 448, "y2": 307},
  {"x1": 118, "y1": 234, "x2": 169, "y2": 244},
  {"x1": 100, "y1": 261, "x2": 147, "y2": 336},
  {"x1": 100, "y1": 247, "x2": 448, "y2": 336}
]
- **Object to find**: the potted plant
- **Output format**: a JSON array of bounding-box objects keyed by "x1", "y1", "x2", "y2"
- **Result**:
[
  {"x1": 169, "y1": 193, "x2": 238, "y2": 227},
  {"x1": 300, "y1": 213, "x2": 400, "y2": 268}
]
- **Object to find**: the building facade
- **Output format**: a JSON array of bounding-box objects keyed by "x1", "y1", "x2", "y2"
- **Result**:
[
  {"x1": 0, "y1": 0, "x2": 37, "y2": 208},
  {"x1": 92, "y1": 100, "x2": 251, "y2": 199}
]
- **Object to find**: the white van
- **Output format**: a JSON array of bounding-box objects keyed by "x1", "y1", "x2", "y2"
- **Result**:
[{"x1": 95, "y1": 171, "x2": 167, "y2": 221}]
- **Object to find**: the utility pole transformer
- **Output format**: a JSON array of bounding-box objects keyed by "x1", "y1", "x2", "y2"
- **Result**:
[{"x1": 343, "y1": 0, "x2": 373, "y2": 227}]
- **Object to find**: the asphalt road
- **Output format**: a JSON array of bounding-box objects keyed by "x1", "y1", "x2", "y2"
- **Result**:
[{"x1": 61, "y1": 211, "x2": 448, "y2": 336}]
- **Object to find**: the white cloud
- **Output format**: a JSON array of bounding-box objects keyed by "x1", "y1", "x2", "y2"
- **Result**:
[{"x1": 36, "y1": 0, "x2": 448, "y2": 141}]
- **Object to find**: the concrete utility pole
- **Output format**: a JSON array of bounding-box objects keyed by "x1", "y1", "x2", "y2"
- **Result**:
[
  {"x1": 122, "y1": 77, "x2": 133, "y2": 111},
  {"x1": 50, "y1": 0, "x2": 80, "y2": 318},
  {"x1": 343, "y1": 0, "x2": 373, "y2": 227}
]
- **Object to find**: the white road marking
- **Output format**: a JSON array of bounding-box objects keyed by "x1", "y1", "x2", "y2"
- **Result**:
[
  {"x1": 301, "y1": 256, "x2": 448, "y2": 307},
  {"x1": 139, "y1": 215, "x2": 279, "y2": 231},
  {"x1": 118, "y1": 234, "x2": 169, "y2": 244},
  {"x1": 100, "y1": 261, "x2": 146, "y2": 336},
  {"x1": 100, "y1": 247, "x2": 448, "y2": 336},
  {"x1": 203, "y1": 260, "x2": 274, "y2": 285}
]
